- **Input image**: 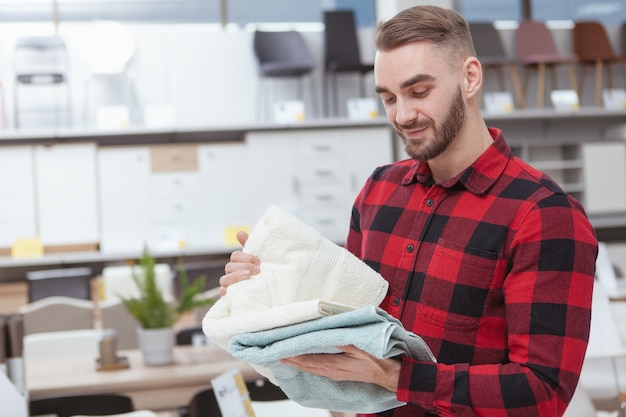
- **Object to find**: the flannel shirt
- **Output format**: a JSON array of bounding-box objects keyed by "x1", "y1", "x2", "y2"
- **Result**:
[{"x1": 347, "y1": 128, "x2": 598, "y2": 417}]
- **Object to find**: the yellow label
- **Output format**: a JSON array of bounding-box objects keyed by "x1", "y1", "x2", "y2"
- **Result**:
[
  {"x1": 11, "y1": 238, "x2": 44, "y2": 258},
  {"x1": 224, "y1": 225, "x2": 251, "y2": 247}
]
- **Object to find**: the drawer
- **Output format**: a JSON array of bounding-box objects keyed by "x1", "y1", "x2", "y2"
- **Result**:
[
  {"x1": 151, "y1": 145, "x2": 198, "y2": 173},
  {"x1": 297, "y1": 136, "x2": 345, "y2": 159},
  {"x1": 151, "y1": 198, "x2": 202, "y2": 222},
  {"x1": 299, "y1": 183, "x2": 349, "y2": 208},
  {"x1": 299, "y1": 208, "x2": 350, "y2": 243},
  {"x1": 151, "y1": 173, "x2": 201, "y2": 198},
  {"x1": 297, "y1": 159, "x2": 346, "y2": 183}
]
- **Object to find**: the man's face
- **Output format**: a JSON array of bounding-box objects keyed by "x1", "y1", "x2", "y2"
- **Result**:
[{"x1": 374, "y1": 42, "x2": 467, "y2": 162}]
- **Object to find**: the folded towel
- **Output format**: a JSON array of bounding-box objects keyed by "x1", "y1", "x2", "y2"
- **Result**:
[
  {"x1": 230, "y1": 305, "x2": 435, "y2": 414},
  {"x1": 203, "y1": 205, "x2": 389, "y2": 351}
]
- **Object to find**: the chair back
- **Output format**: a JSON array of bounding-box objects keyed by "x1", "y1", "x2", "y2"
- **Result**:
[
  {"x1": 187, "y1": 388, "x2": 222, "y2": 417},
  {"x1": 26, "y1": 267, "x2": 93, "y2": 302},
  {"x1": 23, "y1": 328, "x2": 106, "y2": 360},
  {"x1": 515, "y1": 20, "x2": 562, "y2": 63},
  {"x1": 469, "y1": 22, "x2": 509, "y2": 64},
  {"x1": 323, "y1": 10, "x2": 364, "y2": 70},
  {"x1": 622, "y1": 21, "x2": 626, "y2": 56},
  {"x1": 101, "y1": 263, "x2": 173, "y2": 302},
  {"x1": 246, "y1": 378, "x2": 288, "y2": 401},
  {"x1": 19, "y1": 296, "x2": 94, "y2": 335},
  {"x1": 175, "y1": 325, "x2": 209, "y2": 346},
  {"x1": 99, "y1": 299, "x2": 140, "y2": 349},
  {"x1": 573, "y1": 21, "x2": 616, "y2": 62},
  {"x1": 76, "y1": 20, "x2": 136, "y2": 75},
  {"x1": 29, "y1": 393, "x2": 134, "y2": 417},
  {"x1": 253, "y1": 30, "x2": 316, "y2": 77}
]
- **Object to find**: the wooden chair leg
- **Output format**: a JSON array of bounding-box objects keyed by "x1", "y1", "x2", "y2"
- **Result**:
[
  {"x1": 595, "y1": 59, "x2": 603, "y2": 107},
  {"x1": 537, "y1": 63, "x2": 546, "y2": 108},
  {"x1": 566, "y1": 64, "x2": 579, "y2": 104},
  {"x1": 509, "y1": 65, "x2": 525, "y2": 108}
]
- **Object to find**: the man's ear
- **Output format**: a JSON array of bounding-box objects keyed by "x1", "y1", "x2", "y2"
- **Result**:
[{"x1": 463, "y1": 56, "x2": 482, "y2": 99}]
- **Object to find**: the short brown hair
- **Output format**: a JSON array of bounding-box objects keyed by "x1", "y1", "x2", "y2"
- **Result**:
[{"x1": 375, "y1": 6, "x2": 476, "y2": 66}]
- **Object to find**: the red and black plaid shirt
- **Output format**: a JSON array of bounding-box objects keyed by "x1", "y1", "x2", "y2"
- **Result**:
[{"x1": 347, "y1": 128, "x2": 598, "y2": 417}]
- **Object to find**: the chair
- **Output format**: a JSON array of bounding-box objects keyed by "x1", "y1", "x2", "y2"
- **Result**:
[
  {"x1": 573, "y1": 21, "x2": 626, "y2": 107},
  {"x1": 12, "y1": 36, "x2": 72, "y2": 128},
  {"x1": 186, "y1": 382, "x2": 332, "y2": 417},
  {"x1": 71, "y1": 411, "x2": 158, "y2": 417},
  {"x1": 23, "y1": 328, "x2": 107, "y2": 360},
  {"x1": 245, "y1": 378, "x2": 289, "y2": 401},
  {"x1": 101, "y1": 263, "x2": 173, "y2": 303},
  {"x1": 26, "y1": 267, "x2": 93, "y2": 303},
  {"x1": 468, "y1": 22, "x2": 525, "y2": 108},
  {"x1": 253, "y1": 30, "x2": 317, "y2": 121},
  {"x1": 99, "y1": 299, "x2": 140, "y2": 350},
  {"x1": 76, "y1": 20, "x2": 139, "y2": 126},
  {"x1": 18, "y1": 296, "x2": 94, "y2": 335},
  {"x1": 323, "y1": 10, "x2": 375, "y2": 116},
  {"x1": 185, "y1": 378, "x2": 290, "y2": 417},
  {"x1": 29, "y1": 393, "x2": 134, "y2": 417},
  {"x1": 175, "y1": 325, "x2": 209, "y2": 346},
  {"x1": 172, "y1": 259, "x2": 226, "y2": 299},
  {"x1": 514, "y1": 20, "x2": 579, "y2": 108}
]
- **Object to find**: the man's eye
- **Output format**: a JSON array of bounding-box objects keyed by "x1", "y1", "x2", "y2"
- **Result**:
[
  {"x1": 414, "y1": 89, "x2": 429, "y2": 98},
  {"x1": 381, "y1": 96, "x2": 396, "y2": 104}
]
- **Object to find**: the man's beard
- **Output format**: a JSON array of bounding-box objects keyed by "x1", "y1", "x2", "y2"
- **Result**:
[{"x1": 396, "y1": 86, "x2": 466, "y2": 161}]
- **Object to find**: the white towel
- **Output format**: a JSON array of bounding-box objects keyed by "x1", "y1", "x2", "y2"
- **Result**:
[{"x1": 203, "y1": 205, "x2": 389, "y2": 351}]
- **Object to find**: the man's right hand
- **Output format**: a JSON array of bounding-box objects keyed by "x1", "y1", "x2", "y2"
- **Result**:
[{"x1": 219, "y1": 231, "x2": 261, "y2": 295}]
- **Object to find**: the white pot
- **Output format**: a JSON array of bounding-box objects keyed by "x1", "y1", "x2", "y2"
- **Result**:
[{"x1": 136, "y1": 327, "x2": 174, "y2": 365}]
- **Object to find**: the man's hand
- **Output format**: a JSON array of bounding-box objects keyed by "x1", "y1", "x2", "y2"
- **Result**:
[
  {"x1": 280, "y1": 345, "x2": 401, "y2": 393},
  {"x1": 219, "y1": 231, "x2": 261, "y2": 295}
]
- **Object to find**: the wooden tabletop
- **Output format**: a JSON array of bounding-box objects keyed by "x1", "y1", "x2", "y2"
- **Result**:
[{"x1": 26, "y1": 344, "x2": 260, "y2": 410}]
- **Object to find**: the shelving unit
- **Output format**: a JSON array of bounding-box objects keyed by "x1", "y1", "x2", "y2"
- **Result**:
[{"x1": 0, "y1": 109, "x2": 624, "y2": 281}]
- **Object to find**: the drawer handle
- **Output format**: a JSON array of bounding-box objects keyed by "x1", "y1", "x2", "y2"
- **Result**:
[
  {"x1": 313, "y1": 145, "x2": 332, "y2": 152},
  {"x1": 316, "y1": 218, "x2": 335, "y2": 225},
  {"x1": 316, "y1": 194, "x2": 334, "y2": 201},
  {"x1": 314, "y1": 170, "x2": 333, "y2": 176}
]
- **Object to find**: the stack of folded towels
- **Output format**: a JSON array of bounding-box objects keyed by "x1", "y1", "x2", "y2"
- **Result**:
[{"x1": 203, "y1": 205, "x2": 434, "y2": 414}]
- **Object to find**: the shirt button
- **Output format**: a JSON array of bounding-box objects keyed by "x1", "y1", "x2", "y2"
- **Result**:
[
  {"x1": 393, "y1": 298, "x2": 400, "y2": 306},
  {"x1": 426, "y1": 198, "x2": 434, "y2": 207},
  {"x1": 407, "y1": 244, "x2": 414, "y2": 253}
]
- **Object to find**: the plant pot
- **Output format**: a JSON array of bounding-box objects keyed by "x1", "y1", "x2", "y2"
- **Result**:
[{"x1": 136, "y1": 327, "x2": 174, "y2": 365}]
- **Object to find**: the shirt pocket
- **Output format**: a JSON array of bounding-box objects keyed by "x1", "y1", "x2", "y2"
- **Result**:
[{"x1": 416, "y1": 237, "x2": 505, "y2": 331}]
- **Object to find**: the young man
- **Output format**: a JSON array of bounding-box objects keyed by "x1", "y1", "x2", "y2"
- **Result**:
[{"x1": 220, "y1": 6, "x2": 598, "y2": 417}]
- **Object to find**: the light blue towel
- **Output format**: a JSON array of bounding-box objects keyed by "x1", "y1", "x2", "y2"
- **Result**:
[{"x1": 229, "y1": 305, "x2": 435, "y2": 414}]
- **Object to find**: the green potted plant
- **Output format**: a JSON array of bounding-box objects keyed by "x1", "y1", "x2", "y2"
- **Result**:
[{"x1": 120, "y1": 245, "x2": 217, "y2": 365}]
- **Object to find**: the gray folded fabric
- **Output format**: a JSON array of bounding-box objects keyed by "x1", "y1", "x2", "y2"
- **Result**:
[{"x1": 230, "y1": 305, "x2": 435, "y2": 414}]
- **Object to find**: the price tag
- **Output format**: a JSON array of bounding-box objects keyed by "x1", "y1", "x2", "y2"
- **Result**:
[
  {"x1": 11, "y1": 238, "x2": 44, "y2": 258},
  {"x1": 223, "y1": 225, "x2": 251, "y2": 247},
  {"x1": 550, "y1": 89, "x2": 580, "y2": 112},
  {"x1": 603, "y1": 89, "x2": 626, "y2": 110},
  {"x1": 273, "y1": 100, "x2": 305, "y2": 124},
  {"x1": 211, "y1": 368, "x2": 255, "y2": 417},
  {"x1": 347, "y1": 97, "x2": 379, "y2": 120},
  {"x1": 483, "y1": 92, "x2": 515, "y2": 114}
]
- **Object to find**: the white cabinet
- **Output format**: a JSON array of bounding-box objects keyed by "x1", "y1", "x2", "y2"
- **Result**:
[
  {"x1": 99, "y1": 145, "x2": 207, "y2": 253},
  {"x1": 98, "y1": 146, "x2": 152, "y2": 253},
  {"x1": 0, "y1": 146, "x2": 36, "y2": 248},
  {"x1": 34, "y1": 143, "x2": 99, "y2": 248},
  {"x1": 246, "y1": 126, "x2": 393, "y2": 243},
  {"x1": 582, "y1": 142, "x2": 626, "y2": 214},
  {"x1": 198, "y1": 143, "x2": 254, "y2": 247}
]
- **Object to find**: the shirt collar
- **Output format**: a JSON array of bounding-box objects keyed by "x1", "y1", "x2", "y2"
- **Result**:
[{"x1": 401, "y1": 127, "x2": 510, "y2": 195}]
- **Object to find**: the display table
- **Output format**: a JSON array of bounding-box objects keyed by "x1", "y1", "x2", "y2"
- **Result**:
[{"x1": 26, "y1": 344, "x2": 260, "y2": 411}]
